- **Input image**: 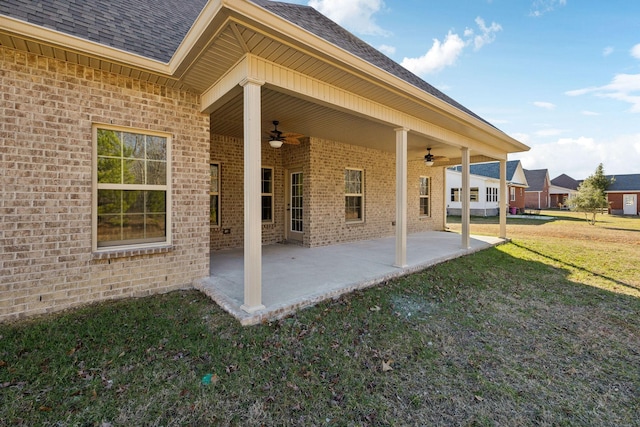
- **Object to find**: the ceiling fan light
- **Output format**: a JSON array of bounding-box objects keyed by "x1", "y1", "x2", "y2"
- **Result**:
[
  {"x1": 424, "y1": 159, "x2": 434, "y2": 167},
  {"x1": 269, "y1": 139, "x2": 283, "y2": 148}
]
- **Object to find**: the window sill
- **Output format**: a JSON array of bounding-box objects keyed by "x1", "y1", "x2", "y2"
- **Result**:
[{"x1": 92, "y1": 245, "x2": 174, "y2": 260}]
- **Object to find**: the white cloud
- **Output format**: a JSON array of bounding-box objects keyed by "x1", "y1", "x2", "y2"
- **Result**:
[
  {"x1": 401, "y1": 32, "x2": 466, "y2": 75},
  {"x1": 533, "y1": 101, "x2": 556, "y2": 110},
  {"x1": 378, "y1": 44, "x2": 396, "y2": 56},
  {"x1": 581, "y1": 111, "x2": 600, "y2": 116},
  {"x1": 510, "y1": 134, "x2": 640, "y2": 179},
  {"x1": 400, "y1": 16, "x2": 501, "y2": 76},
  {"x1": 603, "y1": 46, "x2": 614, "y2": 57},
  {"x1": 631, "y1": 44, "x2": 640, "y2": 59},
  {"x1": 472, "y1": 17, "x2": 502, "y2": 50},
  {"x1": 308, "y1": 0, "x2": 390, "y2": 36},
  {"x1": 566, "y1": 73, "x2": 640, "y2": 112},
  {"x1": 530, "y1": 0, "x2": 567, "y2": 17}
]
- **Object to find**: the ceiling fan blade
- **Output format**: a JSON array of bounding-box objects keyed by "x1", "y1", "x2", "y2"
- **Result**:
[{"x1": 282, "y1": 136, "x2": 302, "y2": 145}]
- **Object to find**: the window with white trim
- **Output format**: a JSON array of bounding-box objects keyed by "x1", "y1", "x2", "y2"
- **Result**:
[
  {"x1": 470, "y1": 187, "x2": 479, "y2": 202},
  {"x1": 419, "y1": 176, "x2": 430, "y2": 216},
  {"x1": 94, "y1": 125, "x2": 170, "y2": 249},
  {"x1": 510, "y1": 187, "x2": 516, "y2": 201},
  {"x1": 345, "y1": 168, "x2": 363, "y2": 222},
  {"x1": 486, "y1": 187, "x2": 499, "y2": 202},
  {"x1": 451, "y1": 188, "x2": 461, "y2": 202},
  {"x1": 210, "y1": 163, "x2": 220, "y2": 227},
  {"x1": 261, "y1": 167, "x2": 273, "y2": 223}
]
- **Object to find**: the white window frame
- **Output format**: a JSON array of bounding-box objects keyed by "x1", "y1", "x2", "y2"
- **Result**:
[
  {"x1": 210, "y1": 163, "x2": 220, "y2": 228},
  {"x1": 470, "y1": 187, "x2": 479, "y2": 202},
  {"x1": 419, "y1": 176, "x2": 430, "y2": 217},
  {"x1": 261, "y1": 167, "x2": 274, "y2": 224},
  {"x1": 486, "y1": 187, "x2": 499, "y2": 203},
  {"x1": 510, "y1": 187, "x2": 516, "y2": 202},
  {"x1": 345, "y1": 168, "x2": 364, "y2": 223},
  {"x1": 92, "y1": 123, "x2": 172, "y2": 252},
  {"x1": 451, "y1": 188, "x2": 461, "y2": 202}
]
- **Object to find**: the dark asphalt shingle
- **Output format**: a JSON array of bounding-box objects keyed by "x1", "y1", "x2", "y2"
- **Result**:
[
  {"x1": 551, "y1": 174, "x2": 579, "y2": 190},
  {"x1": 606, "y1": 174, "x2": 640, "y2": 192},
  {"x1": 524, "y1": 169, "x2": 549, "y2": 192},
  {"x1": 449, "y1": 160, "x2": 525, "y2": 184},
  {"x1": 0, "y1": 0, "x2": 208, "y2": 62}
]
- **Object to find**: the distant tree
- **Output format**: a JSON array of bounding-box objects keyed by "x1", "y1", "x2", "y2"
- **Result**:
[{"x1": 568, "y1": 163, "x2": 615, "y2": 225}]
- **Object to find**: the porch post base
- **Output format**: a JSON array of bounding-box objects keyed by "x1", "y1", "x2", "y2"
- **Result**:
[
  {"x1": 241, "y1": 304, "x2": 266, "y2": 314},
  {"x1": 393, "y1": 263, "x2": 408, "y2": 269}
]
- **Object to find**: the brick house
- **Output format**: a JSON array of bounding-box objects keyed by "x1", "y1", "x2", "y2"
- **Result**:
[
  {"x1": 446, "y1": 160, "x2": 528, "y2": 216},
  {"x1": 524, "y1": 169, "x2": 551, "y2": 210},
  {"x1": 549, "y1": 173, "x2": 579, "y2": 209},
  {"x1": 0, "y1": 0, "x2": 528, "y2": 320},
  {"x1": 605, "y1": 174, "x2": 640, "y2": 215}
]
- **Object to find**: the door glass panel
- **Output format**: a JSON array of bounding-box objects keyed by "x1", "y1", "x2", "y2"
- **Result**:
[{"x1": 290, "y1": 172, "x2": 303, "y2": 233}]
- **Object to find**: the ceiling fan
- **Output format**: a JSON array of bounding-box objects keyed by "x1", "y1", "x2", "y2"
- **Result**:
[
  {"x1": 266, "y1": 120, "x2": 304, "y2": 148},
  {"x1": 424, "y1": 147, "x2": 449, "y2": 166}
]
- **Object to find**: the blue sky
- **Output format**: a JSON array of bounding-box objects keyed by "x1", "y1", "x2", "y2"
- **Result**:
[{"x1": 283, "y1": 0, "x2": 640, "y2": 180}]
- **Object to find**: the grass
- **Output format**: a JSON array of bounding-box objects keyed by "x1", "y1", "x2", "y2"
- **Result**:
[{"x1": 1, "y1": 211, "x2": 639, "y2": 426}]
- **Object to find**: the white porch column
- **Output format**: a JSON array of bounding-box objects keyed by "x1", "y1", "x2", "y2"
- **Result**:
[
  {"x1": 499, "y1": 159, "x2": 507, "y2": 239},
  {"x1": 394, "y1": 127, "x2": 408, "y2": 268},
  {"x1": 240, "y1": 78, "x2": 265, "y2": 313},
  {"x1": 461, "y1": 147, "x2": 471, "y2": 249}
]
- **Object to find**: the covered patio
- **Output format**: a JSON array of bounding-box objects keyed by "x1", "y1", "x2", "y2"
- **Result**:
[{"x1": 195, "y1": 231, "x2": 504, "y2": 325}]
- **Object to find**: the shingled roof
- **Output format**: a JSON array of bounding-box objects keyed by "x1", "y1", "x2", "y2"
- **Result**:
[
  {"x1": 1, "y1": 0, "x2": 494, "y2": 128},
  {"x1": 0, "y1": 0, "x2": 208, "y2": 62},
  {"x1": 550, "y1": 174, "x2": 579, "y2": 190},
  {"x1": 523, "y1": 169, "x2": 549, "y2": 192},
  {"x1": 449, "y1": 160, "x2": 526, "y2": 184},
  {"x1": 606, "y1": 174, "x2": 640, "y2": 192}
]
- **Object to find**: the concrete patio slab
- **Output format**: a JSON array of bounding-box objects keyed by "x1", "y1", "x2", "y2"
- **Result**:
[{"x1": 194, "y1": 231, "x2": 505, "y2": 325}]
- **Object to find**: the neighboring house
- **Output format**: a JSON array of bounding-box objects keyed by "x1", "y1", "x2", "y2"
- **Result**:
[
  {"x1": 605, "y1": 174, "x2": 640, "y2": 215},
  {"x1": 550, "y1": 174, "x2": 579, "y2": 209},
  {"x1": 446, "y1": 160, "x2": 528, "y2": 216},
  {"x1": 0, "y1": 0, "x2": 528, "y2": 320},
  {"x1": 524, "y1": 169, "x2": 551, "y2": 209}
]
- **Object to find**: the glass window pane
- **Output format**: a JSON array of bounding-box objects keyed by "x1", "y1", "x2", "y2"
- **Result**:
[
  {"x1": 345, "y1": 196, "x2": 362, "y2": 220},
  {"x1": 97, "y1": 158, "x2": 122, "y2": 184},
  {"x1": 124, "y1": 214, "x2": 146, "y2": 240},
  {"x1": 146, "y1": 191, "x2": 166, "y2": 213},
  {"x1": 98, "y1": 190, "x2": 122, "y2": 214},
  {"x1": 262, "y1": 168, "x2": 272, "y2": 194},
  {"x1": 97, "y1": 214, "x2": 122, "y2": 243},
  {"x1": 262, "y1": 195, "x2": 272, "y2": 221},
  {"x1": 147, "y1": 161, "x2": 166, "y2": 185},
  {"x1": 210, "y1": 195, "x2": 218, "y2": 225},
  {"x1": 146, "y1": 214, "x2": 166, "y2": 239},
  {"x1": 122, "y1": 159, "x2": 145, "y2": 184},
  {"x1": 146, "y1": 135, "x2": 167, "y2": 160},
  {"x1": 420, "y1": 198, "x2": 429, "y2": 216},
  {"x1": 124, "y1": 191, "x2": 144, "y2": 214},
  {"x1": 210, "y1": 164, "x2": 219, "y2": 193},
  {"x1": 97, "y1": 129, "x2": 121, "y2": 157},
  {"x1": 123, "y1": 132, "x2": 145, "y2": 159}
]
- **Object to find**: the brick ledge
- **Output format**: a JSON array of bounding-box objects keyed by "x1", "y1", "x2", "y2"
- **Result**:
[{"x1": 92, "y1": 245, "x2": 174, "y2": 260}]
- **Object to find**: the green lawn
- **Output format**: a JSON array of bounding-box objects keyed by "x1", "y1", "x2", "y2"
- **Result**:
[{"x1": 1, "y1": 211, "x2": 639, "y2": 426}]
